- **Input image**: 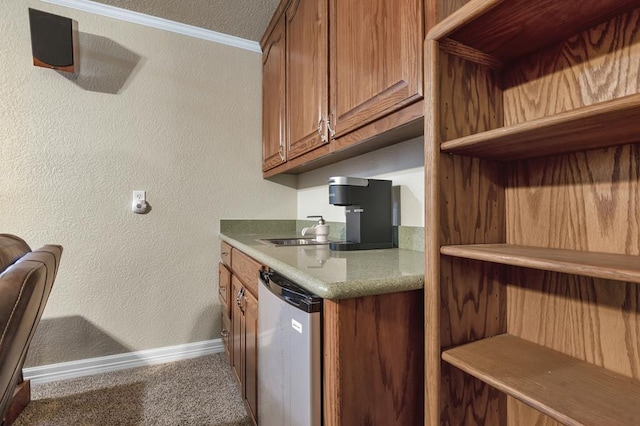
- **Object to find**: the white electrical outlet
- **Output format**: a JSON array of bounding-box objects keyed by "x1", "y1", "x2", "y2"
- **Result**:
[{"x1": 132, "y1": 190, "x2": 147, "y2": 214}]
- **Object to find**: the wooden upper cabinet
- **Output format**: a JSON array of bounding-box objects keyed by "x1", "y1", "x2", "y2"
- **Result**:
[
  {"x1": 261, "y1": 0, "x2": 427, "y2": 176},
  {"x1": 329, "y1": 0, "x2": 423, "y2": 138},
  {"x1": 285, "y1": 0, "x2": 329, "y2": 160},
  {"x1": 262, "y1": 16, "x2": 287, "y2": 171}
]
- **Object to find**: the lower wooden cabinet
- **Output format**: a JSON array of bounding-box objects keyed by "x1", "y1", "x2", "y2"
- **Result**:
[
  {"x1": 220, "y1": 242, "x2": 424, "y2": 425},
  {"x1": 218, "y1": 263, "x2": 232, "y2": 361},
  {"x1": 231, "y1": 276, "x2": 243, "y2": 386},
  {"x1": 323, "y1": 290, "x2": 424, "y2": 425},
  {"x1": 220, "y1": 247, "x2": 261, "y2": 426},
  {"x1": 241, "y1": 286, "x2": 258, "y2": 424}
]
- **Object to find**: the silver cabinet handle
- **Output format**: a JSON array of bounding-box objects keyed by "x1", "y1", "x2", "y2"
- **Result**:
[
  {"x1": 236, "y1": 288, "x2": 243, "y2": 308},
  {"x1": 317, "y1": 118, "x2": 327, "y2": 143},
  {"x1": 236, "y1": 288, "x2": 246, "y2": 313},
  {"x1": 278, "y1": 144, "x2": 285, "y2": 161},
  {"x1": 221, "y1": 329, "x2": 229, "y2": 338},
  {"x1": 326, "y1": 117, "x2": 335, "y2": 141}
]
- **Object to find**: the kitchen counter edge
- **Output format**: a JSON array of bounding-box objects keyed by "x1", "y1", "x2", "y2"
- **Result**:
[{"x1": 220, "y1": 233, "x2": 424, "y2": 300}]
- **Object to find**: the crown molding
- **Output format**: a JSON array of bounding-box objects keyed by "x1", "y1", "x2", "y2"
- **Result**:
[{"x1": 39, "y1": 0, "x2": 262, "y2": 53}]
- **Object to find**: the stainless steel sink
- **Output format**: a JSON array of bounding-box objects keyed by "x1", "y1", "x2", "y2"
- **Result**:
[{"x1": 258, "y1": 237, "x2": 329, "y2": 246}]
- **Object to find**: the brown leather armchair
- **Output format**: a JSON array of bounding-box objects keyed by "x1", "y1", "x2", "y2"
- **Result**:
[{"x1": 0, "y1": 235, "x2": 62, "y2": 426}]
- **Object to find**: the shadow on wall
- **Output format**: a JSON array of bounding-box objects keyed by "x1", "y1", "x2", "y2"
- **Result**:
[
  {"x1": 24, "y1": 315, "x2": 132, "y2": 367},
  {"x1": 296, "y1": 136, "x2": 424, "y2": 190},
  {"x1": 57, "y1": 32, "x2": 144, "y2": 94}
]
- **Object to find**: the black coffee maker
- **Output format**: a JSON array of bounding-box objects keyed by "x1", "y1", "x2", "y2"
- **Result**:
[{"x1": 328, "y1": 176, "x2": 393, "y2": 251}]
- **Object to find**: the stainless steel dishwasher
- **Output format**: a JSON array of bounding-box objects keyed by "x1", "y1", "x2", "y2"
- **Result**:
[{"x1": 258, "y1": 269, "x2": 322, "y2": 426}]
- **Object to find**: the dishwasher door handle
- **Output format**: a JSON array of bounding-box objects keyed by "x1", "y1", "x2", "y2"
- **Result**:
[{"x1": 284, "y1": 295, "x2": 302, "y2": 308}]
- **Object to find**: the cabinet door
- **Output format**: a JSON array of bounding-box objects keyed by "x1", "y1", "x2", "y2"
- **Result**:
[
  {"x1": 218, "y1": 263, "x2": 231, "y2": 317},
  {"x1": 262, "y1": 15, "x2": 287, "y2": 171},
  {"x1": 219, "y1": 263, "x2": 232, "y2": 361},
  {"x1": 242, "y1": 288, "x2": 259, "y2": 425},
  {"x1": 286, "y1": 0, "x2": 329, "y2": 160},
  {"x1": 329, "y1": 0, "x2": 423, "y2": 138},
  {"x1": 231, "y1": 276, "x2": 243, "y2": 385}
]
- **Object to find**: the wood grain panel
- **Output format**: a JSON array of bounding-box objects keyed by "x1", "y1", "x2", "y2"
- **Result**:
[
  {"x1": 438, "y1": 149, "x2": 509, "y2": 425},
  {"x1": 231, "y1": 276, "x2": 243, "y2": 386},
  {"x1": 503, "y1": 8, "x2": 640, "y2": 126},
  {"x1": 243, "y1": 288, "x2": 259, "y2": 425},
  {"x1": 329, "y1": 101, "x2": 423, "y2": 153},
  {"x1": 220, "y1": 241, "x2": 231, "y2": 267},
  {"x1": 231, "y1": 248, "x2": 262, "y2": 298},
  {"x1": 221, "y1": 310, "x2": 231, "y2": 361},
  {"x1": 439, "y1": 51, "x2": 503, "y2": 142},
  {"x1": 507, "y1": 397, "x2": 561, "y2": 426},
  {"x1": 440, "y1": 258, "x2": 506, "y2": 425},
  {"x1": 329, "y1": 0, "x2": 423, "y2": 137},
  {"x1": 439, "y1": 155, "x2": 505, "y2": 246},
  {"x1": 440, "y1": 258, "x2": 506, "y2": 349},
  {"x1": 286, "y1": 0, "x2": 329, "y2": 159},
  {"x1": 441, "y1": 365, "x2": 505, "y2": 426},
  {"x1": 436, "y1": 0, "x2": 473, "y2": 26},
  {"x1": 424, "y1": 37, "x2": 441, "y2": 426},
  {"x1": 323, "y1": 291, "x2": 424, "y2": 425},
  {"x1": 507, "y1": 145, "x2": 640, "y2": 255},
  {"x1": 443, "y1": 334, "x2": 640, "y2": 425},
  {"x1": 435, "y1": 45, "x2": 507, "y2": 426},
  {"x1": 218, "y1": 263, "x2": 231, "y2": 317},
  {"x1": 322, "y1": 298, "x2": 341, "y2": 426},
  {"x1": 262, "y1": 16, "x2": 287, "y2": 171},
  {"x1": 507, "y1": 270, "x2": 640, "y2": 381}
]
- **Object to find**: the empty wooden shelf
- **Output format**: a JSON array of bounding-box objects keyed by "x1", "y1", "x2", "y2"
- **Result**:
[
  {"x1": 440, "y1": 94, "x2": 640, "y2": 160},
  {"x1": 442, "y1": 335, "x2": 640, "y2": 426},
  {"x1": 440, "y1": 244, "x2": 640, "y2": 284}
]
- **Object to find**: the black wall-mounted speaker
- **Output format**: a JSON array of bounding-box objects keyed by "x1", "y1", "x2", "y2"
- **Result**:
[{"x1": 28, "y1": 8, "x2": 78, "y2": 73}]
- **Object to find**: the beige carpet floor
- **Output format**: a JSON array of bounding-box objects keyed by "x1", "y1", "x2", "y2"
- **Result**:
[{"x1": 14, "y1": 353, "x2": 251, "y2": 426}]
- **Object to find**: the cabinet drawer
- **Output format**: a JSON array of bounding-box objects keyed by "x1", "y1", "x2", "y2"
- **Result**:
[
  {"x1": 231, "y1": 248, "x2": 261, "y2": 298},
  {"x1": 218, "y1": 262, "x2": 231, "y2": 317},
  {"x1": 221, "y1": 241, "x2": 232, "y2": 266}
]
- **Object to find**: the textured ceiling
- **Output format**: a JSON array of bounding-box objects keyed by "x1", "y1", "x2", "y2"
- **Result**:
[{"x1": 92, "y1": 0, "x2": 281, "y2": 41}]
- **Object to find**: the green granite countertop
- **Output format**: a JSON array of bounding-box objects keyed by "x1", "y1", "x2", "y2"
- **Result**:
[{"x1": 219, "y1": 221, "x2": 424, "y2": 300}]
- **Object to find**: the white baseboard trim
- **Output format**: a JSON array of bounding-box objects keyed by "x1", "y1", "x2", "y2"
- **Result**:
[
  {"x1": 39, "y1": 0, "x2": 261, "y2": 52},
  {"x1": 23, "y1": 338, "x2": 224, "y2": 384}
]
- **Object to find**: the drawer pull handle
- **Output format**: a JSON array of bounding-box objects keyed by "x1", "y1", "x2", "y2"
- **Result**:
[{"x1": 221, "y1": 329, "x2": 228, "y2": 338}]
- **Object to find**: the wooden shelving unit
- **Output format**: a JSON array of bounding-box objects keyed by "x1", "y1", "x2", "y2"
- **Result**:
[
  {"x1": 424, "y1": 0, "x2": 640, "y2": 425},
  {"x1": 441, "y1": 244, "x2": 640, "y2": 284},
  {"x1": 442, "y1": 335, "x2": 640, "y2": 426}
]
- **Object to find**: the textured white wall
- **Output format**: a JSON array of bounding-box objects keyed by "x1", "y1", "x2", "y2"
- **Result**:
[
  {"x1": 1, "y1": 0, "x2": 296, "y2": 365},
  {"x1": 297, "y1": 137, "x2": 424, "y2": 226}
]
